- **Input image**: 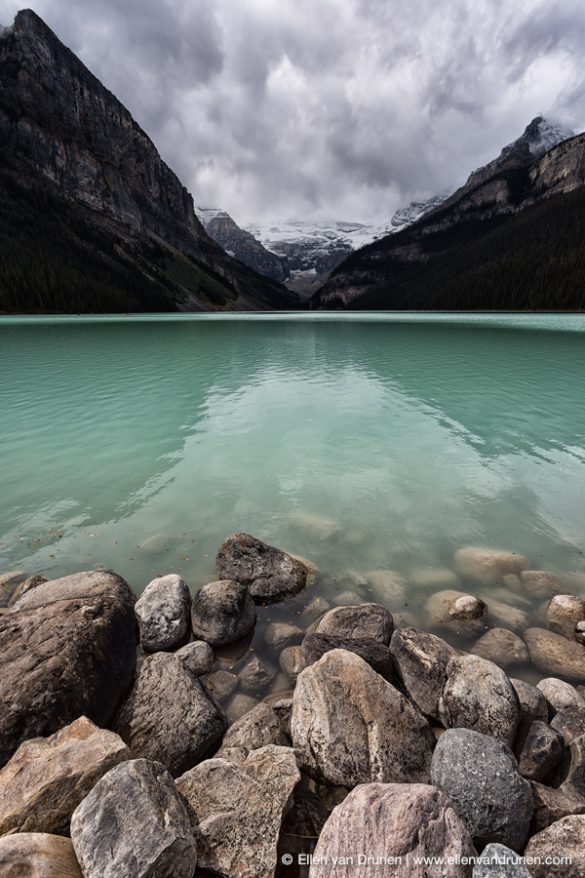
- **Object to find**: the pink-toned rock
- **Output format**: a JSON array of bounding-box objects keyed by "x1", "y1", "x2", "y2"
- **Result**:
[
  {"x1": 0, "y1": 833, "x2": 82, "y2": 877},
  {"x1": 310, "y1": 783, "x2": 475, "y2": 877}
]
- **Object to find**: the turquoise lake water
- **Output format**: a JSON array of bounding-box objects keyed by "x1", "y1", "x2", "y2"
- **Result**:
[{"x1": 1, "y1": 313, "x2": 585, "y2": 648}]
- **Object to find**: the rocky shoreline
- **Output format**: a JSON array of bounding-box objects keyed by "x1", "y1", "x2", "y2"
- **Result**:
[{"x1": 1, "y1": 534, "x2": 585, "y2": 876}]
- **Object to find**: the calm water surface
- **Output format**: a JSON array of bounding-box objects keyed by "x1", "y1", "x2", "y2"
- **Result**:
[{"x1": 1, "y1": 313, "x2": 585, "y2": 674}]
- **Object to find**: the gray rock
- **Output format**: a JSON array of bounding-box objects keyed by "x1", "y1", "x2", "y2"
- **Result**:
[
  {"x1": 177, "y1": 745, "x2": 300, "y2": 878},
  {"x1": 301, "y1": 595, "x2": 331, "y2": 625},
  {"x1": 301, "y1": 631, "x2": 395, "y2": 681},
  {"x1": 431, "y1": 728, "x2": 533, "y2": 852},
  {"x1": 520, "y1": 570, "x2": 561, "y2": 601},
  {"x1": 524, "y1": 815, "x2": 585, "y2": 877},
  {"x1": 482, "y1": 598, "x2": 530, "y2": 634},
  {"x1": 439, "y1": 654, "x2": 520, "y2": 747},
  {"x1": 390, "y1": 626, "x2": 457, "y2": 721},
  {"x1": 529, "y1": 780, "x2": 585, "y2": 833},
  {"x1": 238, "y1": 653, "x2": 276, "y2": 693},
  {"x1": 514, "y1": 720, "x2": 563, "y2": 782},
  {"x1": 262, "y1": 691, "x2": 294, "y2": 738},
  {"x1": 511, "y1": 679, "x2": 550, "y2": 732},
  {"x1": 547, "y1": 595, "x2": 585, "y2": 639},
  {"x1": 135, "y1": 574, "x2": 191, "y2": 652},
  {"x1": 524, "y1": 628, "x2": 585, "y2": 681},
  {"x1": 175, "y1": 640, "x2": 214, "y2": 676},
  {"x1": 454, "y1": 547, "x2": 527, "y2": 584},
  {"x1": 424, "y1": 590, "x2": 487, "y2": 637},
  {"x1": 71, "y1": 758, "x2": 196, "y2": 878},
  {"x1": 551, "y1": 706, "x2": 585, "y2": 744},
  {"x1": 0, "y1": 833, "x2": 82, "y2": 877},
  {"x1": 537, "y1": 677, "x2": 585, "y2": 713},
  {"x1": 0, "y1": 716, "x2": 128, "y2": 836},
  {"x1": 279, "y1": 645, "x2": 308, "y2": 683},
  {"x1": 564, "y1": 733, "x2": 585, "y2": 796},
  {"x1": 473, "y1": 628, "x2": 529, "y2": 668},
  {"x1": 191, "y1": 579, "x2": 256, "y2": 646},
  {"x1": 315, "y1": 603, "x2": 394, "y2": 645},
  {"x1": 115, "y1": 652, "x2": 227, "y2": 776},
  {"x1": 218, "y1": 703, "x2": 289, "y2": 762},
  {"x1": 365, "y1": 569, "x2": 407, "y2": 604},
  {"x1": 472, "y1": 843, "x2": 533, "y2": 877},
  {"x1": 0, "y1": 570, "x2": 137, "y2": 765},
  {"x1": 576, "y1": 621, "x2": 585, "y2": 645},
  {"x1": 216, "y1": 533, "x2": 308, "y2": 603},
  {"x1": 311, "y1": 783, "x2": 476, "y2": 878},
  {"x1": 292, "y1": 648, "x2": 434, "y2": 788},
  {"x1": 276, "y1": 789, "x2": 329, "y2": 878},
  {"x1": 264, "y1": 621, "x2": 304, "y2": 652},
  {"x1": 205, "y1": 668, "x2": 239, "y2": 700}
]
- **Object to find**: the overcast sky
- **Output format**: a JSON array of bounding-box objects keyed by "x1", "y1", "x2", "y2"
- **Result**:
[{"x1": 2, "y1": 0, "x2": 585, "y2": 225}]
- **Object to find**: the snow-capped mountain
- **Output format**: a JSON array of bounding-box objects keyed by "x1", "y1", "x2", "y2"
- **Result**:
[
  {"x1": 195, "y1": 207, "x2": 289, "y2": 282},
  {"x1": 389, "y1": 194, "x2": 448, "y2": 232}
]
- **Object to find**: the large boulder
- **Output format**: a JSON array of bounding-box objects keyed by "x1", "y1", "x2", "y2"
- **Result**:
[
  {"x1": 115, "y1": 652, "x2": 227, "y2": 776},
  {"x1": 302, "y1": 632, "x2": 395, "y2": 681},
  {"x1": 71, "y1": 759, "x2": 196, "y2": 878},
  {"x1": 431, "y1": 728, "x2": 533, "y2": 852},
  {"x1": 315, "y1": 603, "x2": 394, "y2": 645},
  {"x1": 524, "y1": 628, "x2": 585, "y2": 681},
  {"x1": 310, "y1": 783, "x2": 475, "y2": 878},
  {"x1": 439, "y1": 654, "x2": 520, "y2": 747},
  {"x1": 292, "y1": 649, "x2": 434, "y2": 788},
  {"x1": 177, "y1": 744, "x2": 299, "y2": 878},
  {"x1": 390, "y1": 626, "x2": 457, "y2": 721},
  {"x1": 524, "y1": 815, "x2": 585, "y2": 877},
  {"x1": 472, "y1": 843, "x2": 533, "y2": 877},
  {"x1": 0, "y1": 833, "x2": 82, "y2": 877},
  {"x1": 191, "y1": 579, "x2": 256, "y2": 645},
  {"x1": 0, "y1": 716, "x2": 128, "y2": 836},
  {"x1": 134, "y1": 574, "x2": 191, "y2": 652},
  {"x1": 0, "y1": 570, "x2": 137, "y2": 765},
  {"x1": 216, "y1": 533, "x2": 308, "y2": 602}
]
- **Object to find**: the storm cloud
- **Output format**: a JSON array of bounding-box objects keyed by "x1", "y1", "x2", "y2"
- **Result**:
[{"x1": 1, "y1": 0, "x2": 584, "y2": 224}]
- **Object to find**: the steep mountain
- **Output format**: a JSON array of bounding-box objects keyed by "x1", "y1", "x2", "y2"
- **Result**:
[
  {"x1": 0, "y1": 10, "x2": 297, "y2": 313},
  {"x1": 389, "y1": 194, "x2": 447, "y2": 232},
  {"x1": 312, "y1": 120, "x2": 585, "y2": 311},
  {"x1": 196, "y1": 208, "x2": 289, "y2": 282}
]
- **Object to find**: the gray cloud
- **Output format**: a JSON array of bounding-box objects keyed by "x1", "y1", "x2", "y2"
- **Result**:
[{"x1": 1, "y1": 0, "x2": 584, "y2": 224}]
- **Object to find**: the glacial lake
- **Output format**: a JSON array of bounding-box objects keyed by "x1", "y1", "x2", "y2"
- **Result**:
[{"x1": 1, "y1": 313, "x2": 585, "y2": 687}]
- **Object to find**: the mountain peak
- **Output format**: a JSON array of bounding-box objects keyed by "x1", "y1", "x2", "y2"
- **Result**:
[{"x1": 520, "y1": 116, "x2": 574, "y2": 158}]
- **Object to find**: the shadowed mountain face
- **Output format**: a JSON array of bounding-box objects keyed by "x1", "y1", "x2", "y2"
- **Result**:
[
  {"x1": 313, "y1": 121, "x2": 585, "y2": 311},
  {"x1": 196, "y1": 209, "x2": 289, "y2": 283},
  {"x1": 0, "y1": 10, "x2": 297, "y2": 313}
]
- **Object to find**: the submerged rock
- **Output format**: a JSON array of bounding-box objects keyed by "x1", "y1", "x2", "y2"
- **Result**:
[
  {"x1": 292, "y1": 648, "x2": 434, "y2": 788},
  {"x1": 135, "y1": 573, "x2": 191, "y2": 652},
  {"x1": 439, "y1": 654, "x2": 520, "y2": 747},
  {"x1": 315, "y1": 602, "x2": 394, "y2": 644},
  {"x1": 390, "y1": 626, "x2": 457, "y2": 721},
  {"x1": 0, "y1": 716, "x2": 128, "y2": 836},
  {"x1": 311, "y1": 783, "x2": 475, "y2": 878},
  {"x1": 524, "y1": 628, "x2": 585, "y2": 681},
  {"x1": 524, "y1": 815, "x2": 585, "y2": 877},
  {"x1": 226, "y1": 692, "x2": 259, "y2": 722},
  {"x1": 71, "y1": 759, "x2": 196, "y2": 878},
  {"x1": 205, "y1": 668, "x2": 238, "y2": 700},
  {"x1": 472, "y1": 628, "x2": 529, "y2": 668},
  {"x1": 191, "y1": 579, "x2": 256, "y2": 645},
  {"x1": 115, "y1": 652, "x2": 227, "y2": 776},
  {"x1": 365, "y1": 569, "x2": 407, "y2": 604},
  {"x1": 424, "y1": 590, "x2": 487, "y2": 637},
  {"x1": 265, "y1": 620, "x2": 304, "y2": 652},
  {"x1": 520, "y1": 570, "x2": 561, "y2": 601},
  {"x1": 0, "y1": 570, "x2": 137, "y2": 765},
  {"x1": 177, "y1": 745, "x2": 299, "y2": 878},
  {"x1": 0, "y1": 833, "x2": 82, "y2": 877},
  {"x1": 216, "y1": 533, "x2": 308, "y2": 602},
  {"x1": 454, "y1": 547, "x2": 527, "y2": 585},
  {"x1": 238, "y1": 653, "x2": 276, "y2": 693},
  {"x1": 431, "y1": 728, "x2": 533, "y2": 852}
]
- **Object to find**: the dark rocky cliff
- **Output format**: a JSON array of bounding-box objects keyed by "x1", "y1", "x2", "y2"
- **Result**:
[
  {"x1": 312, "y1": 125, "x2": 585, "y2": 311},
  {"x1": 0, "y1": 10, "x2": 297, "y2": 312},
  {"x1": 197, "y1": 209, "x2": 289, "y2": 282}
]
